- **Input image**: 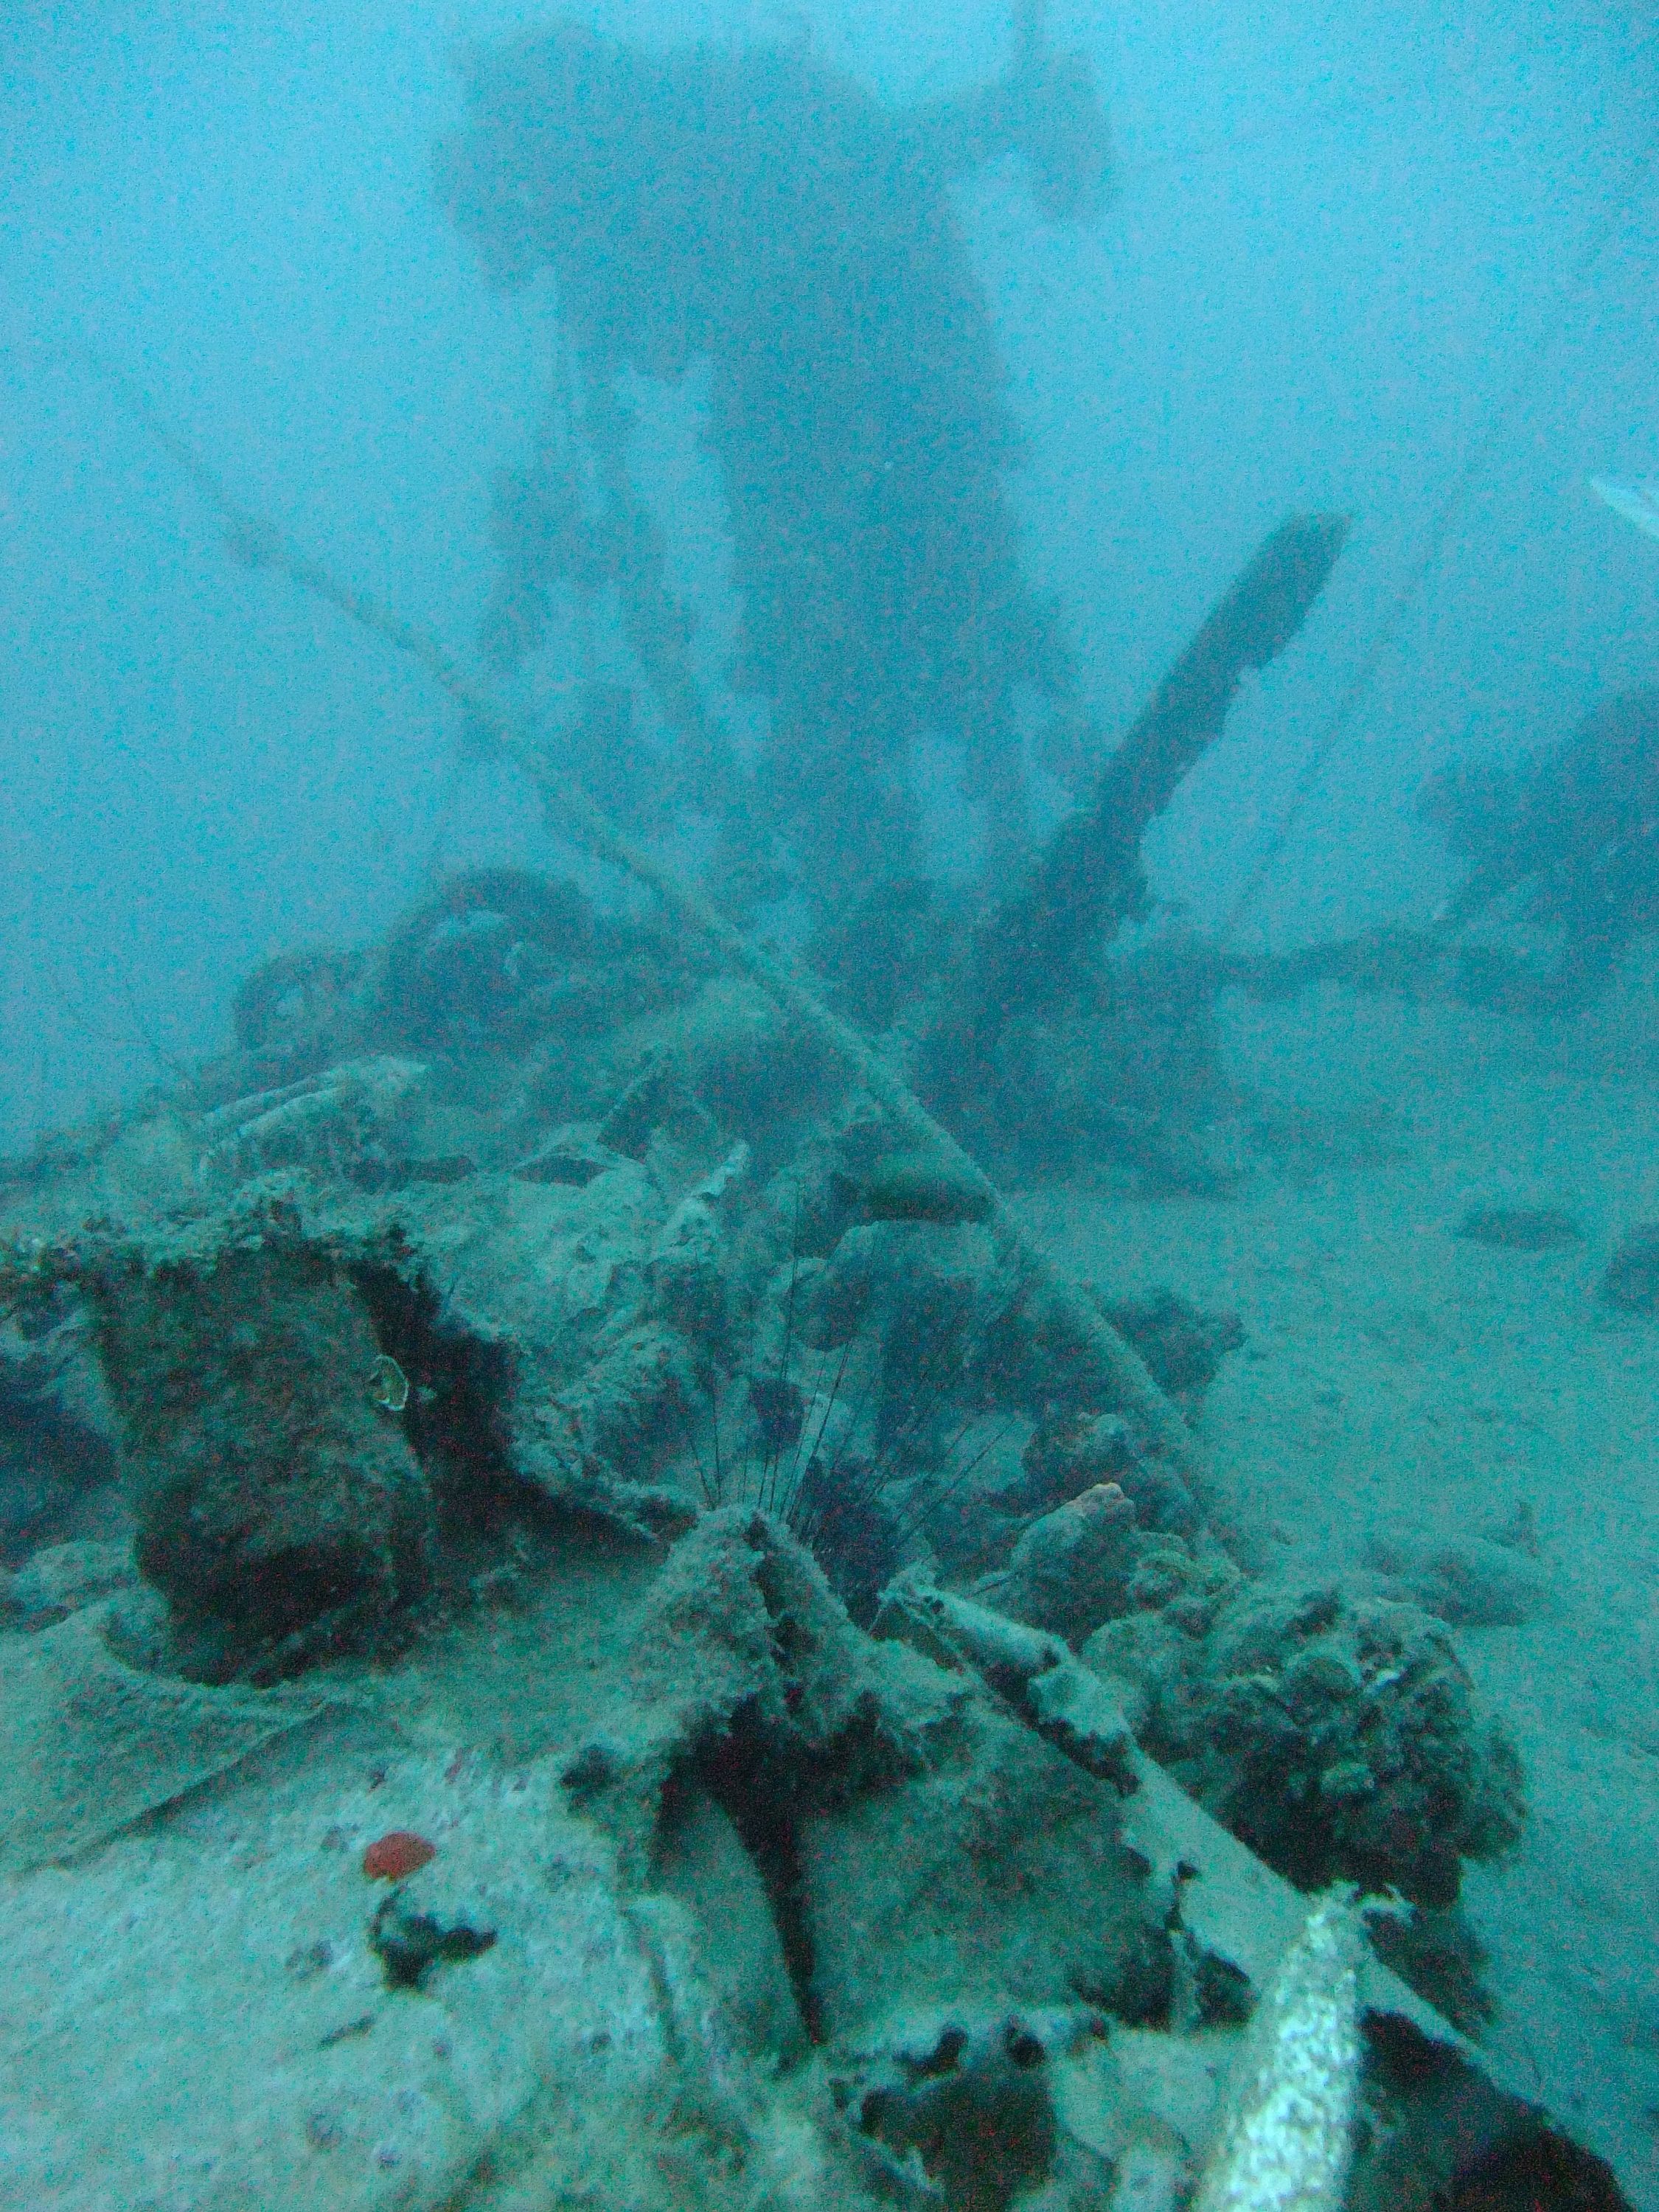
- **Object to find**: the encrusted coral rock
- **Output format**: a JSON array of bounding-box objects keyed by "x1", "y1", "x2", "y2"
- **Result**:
[
  {"x1": 88, "y1": 1230, "x2": 434, "y2": 1677},
  {"x1": 1086, "y1": 1579, "x2": 1524, "y2": 1905},
  {"x1": 976, "y1": 1480, "x2": 1142, "y2": 1646},
  {"x1": 1020, "y1": 1410, "x2": 1197, "y2": 1538},
  {"x1": 1099, "y1": 1288, "x2": 1244, "y2": 1408}
]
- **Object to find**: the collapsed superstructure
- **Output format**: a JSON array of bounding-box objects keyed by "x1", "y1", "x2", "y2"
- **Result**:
[{"x1": 435, "y1": 7, "x2": 1110, "y2": 897}]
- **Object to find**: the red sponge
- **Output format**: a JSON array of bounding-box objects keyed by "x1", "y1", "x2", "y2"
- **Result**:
[{"x1": 362, "y1": 1829, "x2": 437, "y2": 1881}]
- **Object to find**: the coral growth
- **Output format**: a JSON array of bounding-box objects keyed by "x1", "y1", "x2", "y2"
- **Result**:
[{"x1": 1088, "y1": 1577, "x2": 1525, "y2": 1906}]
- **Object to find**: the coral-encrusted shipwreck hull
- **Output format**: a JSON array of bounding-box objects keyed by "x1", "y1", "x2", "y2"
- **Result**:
[
  {"x1": 0, "y1": 1015, "x2": 1627, "y2": 2208},
  {"x1": 0, "y1": 1492, "x2": 1595, "y2": 2212}
]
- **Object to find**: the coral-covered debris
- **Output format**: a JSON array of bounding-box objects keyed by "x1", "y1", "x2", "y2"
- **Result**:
[
  {"x1": 1099, "y1": 1287, "x2": 1245, "y2": 1408},
  {"x1": 1088, "y1": 1578, "x2": 1525, "y2": 1907},
  {"x1": 89, "y1": 1231, "x2": 437, "y2": 1680}
]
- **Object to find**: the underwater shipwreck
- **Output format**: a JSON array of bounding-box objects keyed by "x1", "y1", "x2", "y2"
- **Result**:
[{"x1": 1, "y1": 12, "x2": 1649, "y2": 2212}]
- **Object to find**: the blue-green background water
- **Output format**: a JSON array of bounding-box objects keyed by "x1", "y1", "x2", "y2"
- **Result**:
[{"x1": 0, "y1": 0, "x2": 1654, "y2": 1142}]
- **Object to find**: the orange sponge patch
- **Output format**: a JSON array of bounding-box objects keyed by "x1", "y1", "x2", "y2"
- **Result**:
[{"x1": 362, "y1": 1829, "x2": 437, "y2": 1881}]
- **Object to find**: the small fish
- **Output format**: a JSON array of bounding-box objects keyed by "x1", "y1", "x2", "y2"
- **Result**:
[
  {"x1": 1589, "y1": 476, "x2": 1659, "y2": 544},
  {"x1": 367, "y1": 1353, "x2": 410, "y2": 1413}
]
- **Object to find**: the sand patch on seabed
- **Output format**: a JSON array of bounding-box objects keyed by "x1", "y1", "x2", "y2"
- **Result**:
[{"x1": 1015, "y1": 979, "x2": 1659, "y2": 2210}]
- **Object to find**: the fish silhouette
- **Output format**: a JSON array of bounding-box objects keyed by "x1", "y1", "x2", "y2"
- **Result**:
[{"x1": 1590, "y1": 476, "x2": 1659, "y2": 543}]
